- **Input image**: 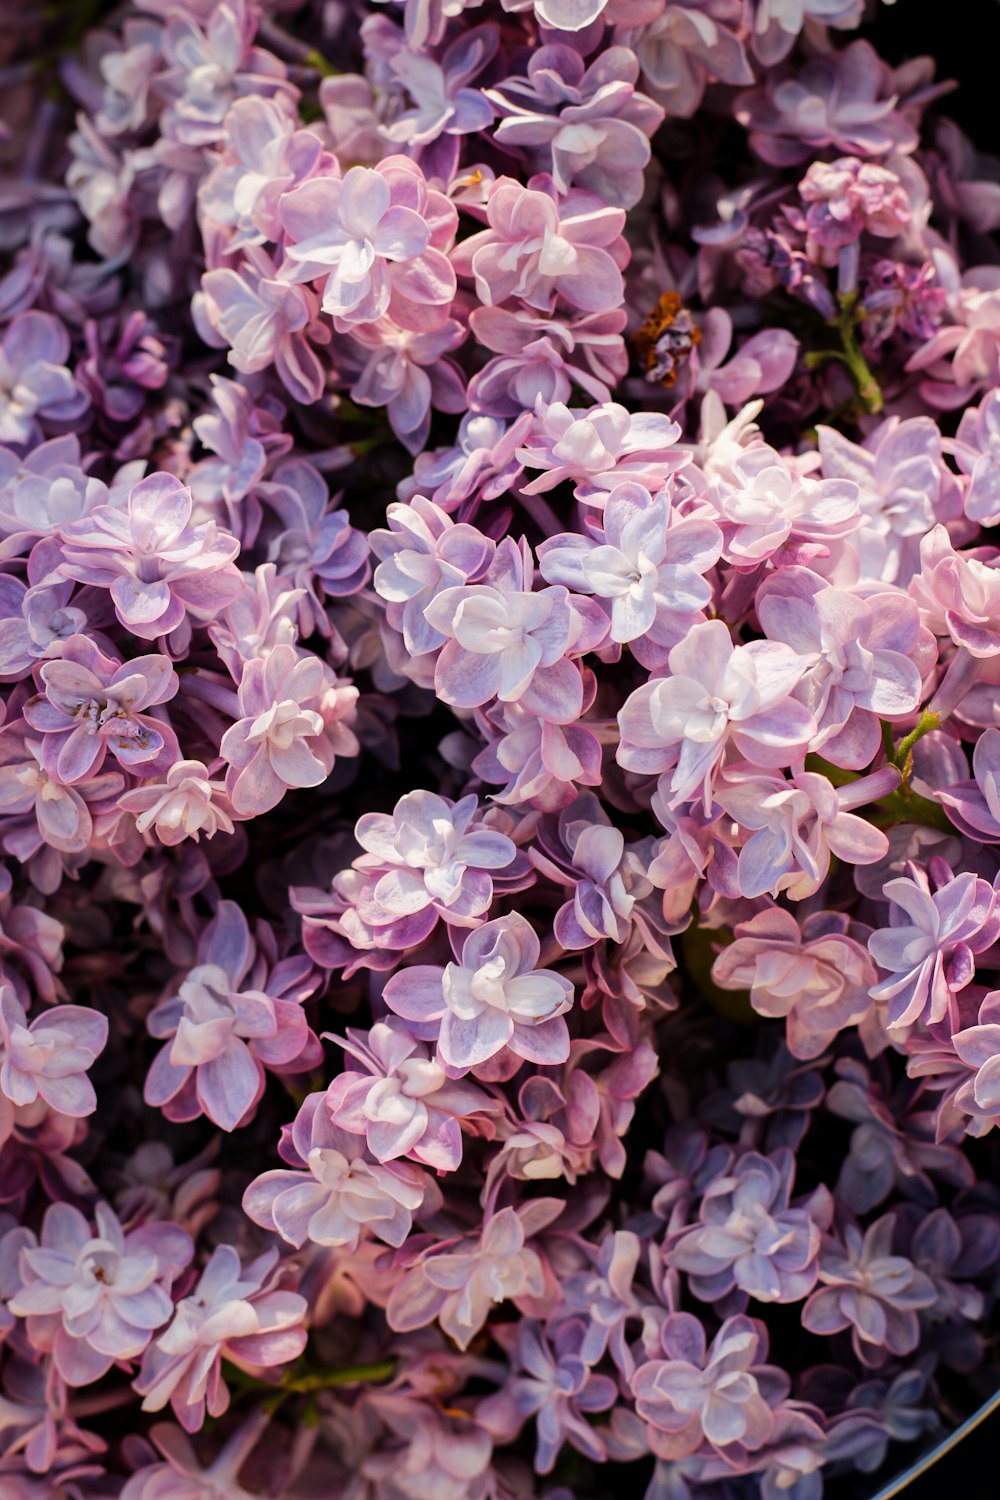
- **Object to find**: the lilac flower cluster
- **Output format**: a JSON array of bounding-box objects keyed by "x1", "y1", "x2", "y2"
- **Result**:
[{"x1": 0, "y1": 0, "x2": 999, "y2": 1496}]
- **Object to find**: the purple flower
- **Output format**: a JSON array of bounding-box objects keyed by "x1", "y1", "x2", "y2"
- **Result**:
[
  {"x1": 467, "y1": 305, "x2": 628, "y2": 417},
  {"x1": 423, "y1": 555, "x2": 601, "y2": 723},
  {"x1": 0, "y1": 312, "x2": 89, "y2": 445},
  {"x1": 58, "y1": 472, "x2": 243, "y2": 644},
  {"x1": 0, "y1": 985, "x2": 106, "y2": 1135},
  {"x1": 384, "y1": 912, "x2": 573, "y2": 1073},
  {"x1": 799, "y1": 156, "x2": 911, "y2": 262},
  {"x1": 343, "y1": 315, "x2": 467, "y2": 455},
  {"x1": 219, "y1": 644, "x2": 359, "y2": 816},
  {"x1": 9, "y1": 1201, "x2": 192, "y2": 1386},
  {"x1": 700, "y1": 445, "x2": 863, "y2": 565},
  {"x1": 517, "y1": 399, "x2": 686, "y2": 500},
  {"x1": 712, "y1": 907, "x2": 876, "y2": 1059},
  {"x1": 23, "y1": 634, "x2": 179, "y2": 784},
  {"x1": 380, "y1": 22, "x2": 497, "y2": 175},
  {"x1": 451, "y1": 174, "x2": 626, "y2": 315},
  {"x1": 486, "y1": 45, "x2": 664, "y2": 210},
  {"x1": 802, "y1": 1215, "x2": 937, "y2": 1366},
  {"x1": 242, "y1": 1090, "x2": 430, "y2": 1249},
  {"x1": 715, "y1": 766, "x2": 894, "y2": 900},
  {"x1": 615, "y1": 2, "x2": 753, "y2": 119},
  {"x1": 144, "y1": 901, "x2": 321, "y2": 1132},
  {"x1": 617, "y1": 619, "x2": 816, "y2": 813},
  {"x1": 868, "y1": 864, "x2": 1000, "y2": 1030},
  {"x1": 479, "y1": 1319, "x2": 618, "y2": 1473},
  {"x1": 751, "y1": 0, "x2": 865, "y2": 65},
  {"x1": 258, "y1": 458, "x2": 370, "y2": 632},
  {"x1": 118, "y1": 759, "x2": 236, "y2": 846},
  {"x1": 538, "y1": 482, "x2": 722, "y2": 665},
  {"x1": 0, "y1": 578, "x2": 88, "y2": 681},
  {"x1": 760, "y1": 575, "x2": 925, "y2": 769},
  {"x1": 735, "y1": 41, "x2": 919, "y2": 168},
  {"x1": 386, "y1": 1200, "x2": 560, "y2": 1349},
  {"x1": 632, "y1": 1312, "x2": 785, "y2": 1461},
  {"x1": 950, "y1": 988, "x2": 1000, "y2": 1124},
  {"x1": 198, "y1": 95, "x2": 325, "y2": 248},
  {"x1": 668, "y1": 1149, "x2": 833, "y2": 1304},
  {"x1": 325, "y1": 1020, "x2": 494, "y2": 1171},
  {"x1": 135, "y1": 1244, "x2": 307, "y2": 1432},
  {"x1": 371, "y1": 496, "x2": 495, "y2": 659},
  {"x1": 0, "y1": 724, "x2": 124, "y2": 857},
  {"x1": 279, "y1": 155, "x2": 457, "y2": 330}
]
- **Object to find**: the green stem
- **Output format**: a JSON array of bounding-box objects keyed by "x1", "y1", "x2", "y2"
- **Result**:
[
  {"x1": 834, "y1": 294, "x2": 883, "y2": 415},
  {"x1": 283, "y1": 1359, "x2": 396, "y2": 1392}
]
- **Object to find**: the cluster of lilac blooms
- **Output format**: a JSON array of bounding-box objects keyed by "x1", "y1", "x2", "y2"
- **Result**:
[{"x1": 2, "y1": 0, "x2": 1000, "y2": 1495}]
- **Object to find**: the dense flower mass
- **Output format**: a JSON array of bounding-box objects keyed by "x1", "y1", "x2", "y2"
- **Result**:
[{"x1": 1, "y1": 0, "x2": 999, "y2": 1496}]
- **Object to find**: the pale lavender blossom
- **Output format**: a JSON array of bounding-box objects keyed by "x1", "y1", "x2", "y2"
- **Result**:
[
  {"x1": 561, "y1": 1229, "x2": 644, "y2": 1376},
  {"x1": 156, "y1": 0, "x2": 293, "y2": 148},
  {"x1": 798, "y1": 156, "x2": 911, "y2": 263},
  {"x1": 0, "y1": 311, "x2": 89, "y2": 445},
  {"x1": 952, "y1": 988, "x2": 1000, "y2": 1124},
  {"x1": 380, "y1": 22, "x2": 497, "y2": 179},
  {"x1": 615, "y1": 2, "x2": 753, "y2": 119},
  {"x1": 479, "y1": 1319, "x2": 617, "y2": 1473},
  {"x1": 279, "y1": 155, "x2": 457, "y2": 330},
  {"x1": 538, "y1": 482, "x2": 722, "y2": 666},
  {"x1": 953, "y1": 386, "x2": 1000, "y2": 527},
  {"x1": 938, "y1": 727, "x2": 1000, "y2": 840},
  {"x1": 119, "y1": 760, "x2": 237, "y2": 846},
  {"x1": 517, "y1": 400, "x2": 686, "y2": 500},
  {"x1": 715, "y1": 766, "x2": 894, "y2": 900},
  {"x1": 757, "y1": 571, "x2": 925, "y2": 768},
  {"x1": 699, "y1": 445, "x2": 863, "y2": 566},
  {"x1": 735, "y1": 41, "x2": 919, "y2": 168},
  {"x1": 868, "y1": 865, "x2": 1000, "y2": 1030},
  {"x1": 242, "y1": 1090, "x2": 430, "y2": 1249},
  {"x1": 144, "y1": 901, "x2": 321, "y2": 1132},
  {"x1": 344, "y1": 315, "x2": 467, "y2": 455},
  {"x1": 0, "y1": 434, "x2": 136, "y2": 558},
  {"x1": 135, "y1": 1244, "x2": 307, "y2": 1432},
  {"x1": 751, "y1": 0, "x2": 864, "y2": 65},
  {"x1": 712, "y1": 907, "x2": 876, "y2": 1059},
  {"x1": 370, "y1": 496, "x2": 495, "y2": 658},
  {"x1": 0, "y1": 578, "x2": 87, "y2": 680},
  {"x1": 818, "y1": 417, "x2": 963, "y2": 586},
  {"x1": 220, "y1": 644, "x2": 359, "y2": 816},
  {"x1": 197, "y1": 246, "x2": 327, "y2": 406},
  {"x1": 906, "y1": 267, "x2": 1000, "y2": 410},
  {"x1": 631, "y1": 1312, "x2": 784, "y2": 1461},
  {"x1": 349, "y1": 788, "x2": 518, "y2": 944},
  {"x1": 486, "y1": 45, "x2": 664, "y2": 210},
  {"x1": 58, "y1": 473, "x2": 243, "y2": 644},
  {"x1": 383, "y1": 912, "x2": 573, "y2": 1072},
  {"x1": 23, "y1": 634, "x2": 179, "y2": 784},
  {"x1": 121, "y1": 1414, "x2": 270, "y2": 1500},
  {"x1": 668, "y1": 1149, "x2": 833, "y2": 1304},
  {"x1": 423, "y1": 542, "x2": 604, "y2": 723},
  {"x1": 188, "y1": 374, "x2": 292, "y2": 517},
  {"x1": 0, "y1": 724, "x2": 124, "y2": 857},
  {"x1": 258, "y1": 459, "x2": 370, "y2": 633},
  {"x1": 9, "y1": 1200, "x2": 192, "y2": 1387},
  {"x1": 467, "y1": 306, "x2": 628, "y2": 416},
  {"x1": 617, "y1": 619, "x2": 816, "y2": 813},
  {"x1": 198, "y1": 95, "x2": 326, "y2": 248},
  {"x1": 451, "y1": 175, "x2": 626, "y2": 315},
  {"x1": 802, "y1": 1216, "x2": 937, "y2": 1366},
  {"x1": 325, "y1": 1020, "x2": 494, "y2": 1171},
  {"x1": 0, "y1": 985, "x2": 106, "y2": 1133},
  {"x1": 386, "y1": 1200, "x2": 560, "y2": 1349}
]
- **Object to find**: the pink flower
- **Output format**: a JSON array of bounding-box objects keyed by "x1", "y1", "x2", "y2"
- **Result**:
[
  {"x1": 58, "y1": 473, "x2": 243, "y2": 644},
  {"x1": 242, "y1": 1090, "x2": 430, "y2": 1248},
  {"x1": 344, "y1": 315, "x2": 467, "y2": 455},
  {"x1": 23, "y1": 634, "x2": 179, "y2": 784},
  {"x1": 0, "y1": 724, "x2": 123, "y2": 856},
  {"x1": 279, "y1": 155, "x2": 457, "y2": 330},
  {"x1": 617, "y1": 619, "x2": 816, "y2": 813},
  {"x1": 383, "y1": 912, "x2": 574, "y2": 1073},
  {"x1": 135, "y1": 1244, "x2": 307, "y2": 1432},
  {"x1": 197, "y1": 246, "x2": 327, "y2": 407},
  {"x1": 799, "y1": 156, "x2": 911, "y2": 262},
  {"x1": 198, "y1": 95, "x2": 326, "y2": 248},
  {"x1": 909, "y1": 523, "x2": 1000, "y2": 657},
  {"x1": 467, "y1": 306, "x2": 628, "y2": 417},
  {"x1": 712, "y1": 907, "x2": 876, "y2": 1060},
  {"x1": 220, "y1": 644, "x2": 359, "y2": 816},
  {"x1": 144, "y1": 901, "x2": 321, "y2": 1132},
  {"x1": 0, "y1": 312, "x2": 89, "y2": 445},
  {"x1": 370, "y1": 496, "x2": 496, "y2": 659},
  {"x1": 451, "y1": 174, "x2": 627, "y2": 315},
  {"x1": 699, "y1": 445, "x2": 863, "y2": 565},
  {"x1": 0, "y1": 985, "x2": 106, "y2": 1133},
  {"x1": 9, "y1": 1201, "x2": 192, "y2": 1387}
]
